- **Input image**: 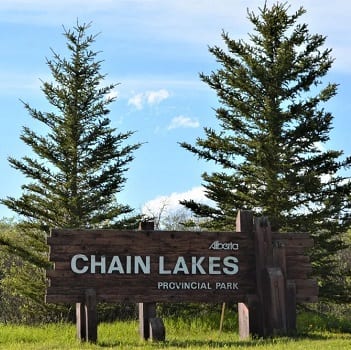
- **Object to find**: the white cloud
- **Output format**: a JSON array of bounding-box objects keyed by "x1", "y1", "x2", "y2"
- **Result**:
[
  {"x1": 128, "y1": 89, "x2": 170, "y2": 110},
  {"x1": 168, "y1": 115, "x2": 200, "y2": 130},
  {"x1": 128, "y1": 93, "x2": 144, "y2": 110},
  {"x1": 146, "y1": 89, "x2": 170, "y2": 105},
  {"x1": 142, "y1": 186, "x2": 212, "y2": 217}
]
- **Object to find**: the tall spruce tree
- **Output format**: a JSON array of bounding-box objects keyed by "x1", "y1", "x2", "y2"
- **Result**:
[
  {"x1": 2, "y1": 22, "x2": 141, "y2": 232},
  {"x1": 180, "y1": 3, "x2": 351, "y2": 301},
  {"x1": 1, "y1": 22, "x2": 142, "y2": 320}
]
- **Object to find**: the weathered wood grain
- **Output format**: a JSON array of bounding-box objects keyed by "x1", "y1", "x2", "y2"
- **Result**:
[
  {"x1": 47, "y1": 227, "x2": 317, "y2": 304},
  {"x1": 47, "y1": 229, "x2": 256, "y2": 303}
]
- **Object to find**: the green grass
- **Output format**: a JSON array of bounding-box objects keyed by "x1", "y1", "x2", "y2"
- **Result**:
[{"x1": 0, "y1": 312, "x2": 351, "y2": 349}]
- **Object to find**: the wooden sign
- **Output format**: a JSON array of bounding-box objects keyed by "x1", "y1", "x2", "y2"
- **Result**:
[
  {"x1": 47, "y1": 229, "x2": 256, "y2": 304},
  {"x1": 46, "y1": 210, "x2": 318, "y2": 341}
]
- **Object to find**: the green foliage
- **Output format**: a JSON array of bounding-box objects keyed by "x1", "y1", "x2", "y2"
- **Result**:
[{"x1": 180, "y1": 2, "x2": 351, "y2": 302}]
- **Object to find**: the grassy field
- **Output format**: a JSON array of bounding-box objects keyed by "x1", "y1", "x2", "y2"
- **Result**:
[{"x1": 0, "y1": 312, "x2": 351, "y2": 350}]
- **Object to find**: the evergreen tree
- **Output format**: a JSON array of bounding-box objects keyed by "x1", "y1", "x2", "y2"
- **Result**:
[
  {"x1": 180, "y1": 3, "x2": 351, "y2": 301},
  {"x1": 0, "y1": 23, "x2": 141, "y2": 320},
  {"x1": 2, "y1": 22, "x2": 141, "y2": 232}
]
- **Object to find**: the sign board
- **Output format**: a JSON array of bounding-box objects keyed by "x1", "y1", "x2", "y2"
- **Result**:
[
  {"x1": 46, "y1": 211, "x2": 319, "y2": 341},
  {"x1": 46, "y1": 229, "x2": 256, "y2": 304}
]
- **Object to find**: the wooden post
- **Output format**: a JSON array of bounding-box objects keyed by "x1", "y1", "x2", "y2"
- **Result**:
[
  {"x1": 238, "y1": 302, "x2": 249, "y2": 339},
  {"x1": 236, "y1": 210, "x2": 254, "y2": 235},
  {"x1": 85, "y1": 289, "x2": 97, "y2": 342},
  {"x1": 237, "y1": 212, "x2": 294, "y2": 338},
  {"x1": 257, "y1": 220, "x2": 297, "y2": 337},
  {"x1": 149, "y1": 317, "x2": 166, "y2": 341},
  {"x1": 286, "y1": 280, "x2": 297, "y2": 335},
  {"x1": 253, "y1": 216, "x2": 272, "y2": 337},
  {"x1": 236, "y1": 210, "x2": 257, "y2": 339},
  {"x1": 76, "y1": 302, "x2": 86, "y2": 341},
  {"x1": 265, "y1": 267, "x2": 286, "y2": 335},
  {"x1": 139, "y1": 302, "x2": 156, "y2": 340},
  {"x1": 219, "y1": 302, "x2": 226, "y2": 333},
  {"x1": 138, "y1": 221, "x2": 165, "y2": 341},
  {"x1": 273, "y1": 241, "x2": 287, "y2": 277},
  {"x1": 238, "y1": 294, "x2": 259, "y2": 339},
  {"x1": 76, "y1": 289, "x2": 97, "y2": 342}
]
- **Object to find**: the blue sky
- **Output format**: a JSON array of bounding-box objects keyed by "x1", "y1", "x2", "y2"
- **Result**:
[{"x1": 1, "y1": 0, "x2": 351, "y2": 219}]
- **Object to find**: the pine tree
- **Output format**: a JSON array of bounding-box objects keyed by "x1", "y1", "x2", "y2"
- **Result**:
[
  {"x1": 2, "y1": 22, "x2": 141, "y2": 232},
  {"x1": 0, "y1": 22, "x2": 141, "y2": 320},
  {"x1": 180, "y1": 3, "x2": 351, "y2": 301}
]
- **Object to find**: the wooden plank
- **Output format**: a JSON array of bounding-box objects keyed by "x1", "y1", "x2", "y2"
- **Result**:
[
  {"x1": 272, "y1": 235, "x2": 314, "y2": 249},
  {"x1": 48, "y1": 250, "x2": 255, "y2": 263},
  {"x1": 47, "y1": 272, "x2": 257, "y2": 285},
  {"x1": 285, "y1": 247, "x2": 313, "y2": 256},
  {"x1": 47, "y1": 282, "x2": 256, "y2": 293},
  {"x1": 286, "y1": 280, "x2": 297, "y2": 335},
  {"x1": 47, "y1": 281, "x2": 256, "y2": 295},
  {"x1": 47, "y1": 265, "x2": 256, "y2": 280},
  {"x1": 48, "y1": 230, "x2": 253, "y2": 245},
  {"x1": 49, "y1": 231, "x2": 312, "y2": 250},
  {"x1": 294, "y1": 279, "x2": 318, "y2": 302},
  {"x1": 295, "y1": 279, "x2": 318, "y2": 295},
  {"x1": 272, "y1": 233, "x2": 312, "y2": 244},
  {"x1": 47, "y1": 264, "x2": 256, "y2": 279},
  {"x1": 46, "y1": 290, "x2": 252, "y2": 304},
  {"x1": 296, "y1": 295, "x2": 318, "y2": 303},
  {"x1": 273, "y1": 242, "x2": 286, "y2": 276},
  {"x1": 46, "y1": 277, "x2": 257, "y2": 303},
  {"x1": 285, "y1": 255, "x2": 310, "y2": 264},
  {"x1": 49, "y1": 228, "x2": 254, "y2": 237},
  {"x1": 272, "y1": 232, "x2": 311, "y2": 239},
  {"x1": 46, "y1": 261, "x2": 255, "y2": 283},
  {"x1": 286, "y1": 264, "x2": 313, "y2": 279},
  {"x1": 47, "y1": 277, "x2": 255, "y2": 292},
  {"x1": 286, "y1": 260, "x2": 311, "y2": 276}
]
